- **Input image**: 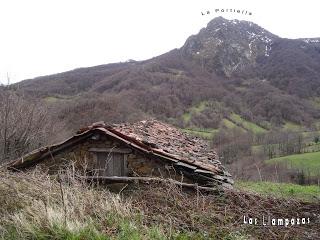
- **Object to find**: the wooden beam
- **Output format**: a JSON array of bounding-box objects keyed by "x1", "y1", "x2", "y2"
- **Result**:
[
  {"x1": 175, "y1": 161, "x2": 197, "y2": 170},
  {"x1": 88, "y1": 147, "x2": 132, "y2": 154},
  {"x1": 9, "y1": 133, "x2": 93, "y2": 170},
  {"x1": 81, "y1": 176, "x2": 221, "y2": 192},
  {"x1": 194, "y1": 169, "x2": 214, "y2": 175}
]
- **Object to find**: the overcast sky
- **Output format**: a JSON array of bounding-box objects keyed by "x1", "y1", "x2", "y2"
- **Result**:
[{"x1": 0, "y1": 0, "x2": 319, "y2": 83}]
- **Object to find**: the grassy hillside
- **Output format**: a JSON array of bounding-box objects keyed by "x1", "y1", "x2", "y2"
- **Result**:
[
  {"x1": 266, "y1": 151, "x2": 320, "y2": 176},
  {"x1": 221, "y1": 119, "x2": 238, "y2": 129},
  {"x1": 303, "y1": 143, "x2": 320, "y2": 153},
  {"x1": 283, "y1": 122, "x2": 305, "y2": 131},
  {"x1": 182, "y1": 101, "x2": 207, "y2": 124},
  {"x1": 182, "y1": 106, "x2": 270, "y2": 139},
  {"x1": 181, "y1": 128, "x2": 218, "y2": 139},
  {"x1": 229, "y1": 114, "x2": 267, "y2": 134},
  {"x1": 44, "y1": 94, "x2": 76, "y2": 103},
  {"x1": 236, "y1": 181, "x2": 320, "y2": 202}
]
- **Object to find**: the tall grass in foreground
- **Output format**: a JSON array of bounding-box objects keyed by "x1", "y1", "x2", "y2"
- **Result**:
[
  {"x1": 0, "y1": 170, "x2": 226, "y2": 239},
  {"x1": 0, "y1": 170, "x2": 134, "y2": 239},
  {"x1": 0, "y1": 170, "x2": 319, "y2": 239}
]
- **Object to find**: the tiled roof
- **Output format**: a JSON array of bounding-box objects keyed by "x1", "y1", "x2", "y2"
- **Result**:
[{"x1": 113, "y1": 120, "x2": 223, "y2": 170}]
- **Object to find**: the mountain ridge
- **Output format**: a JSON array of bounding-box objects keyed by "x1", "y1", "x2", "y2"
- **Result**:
[{"x1": 11, "y1": 17, "x2": 320, "y2": 130}]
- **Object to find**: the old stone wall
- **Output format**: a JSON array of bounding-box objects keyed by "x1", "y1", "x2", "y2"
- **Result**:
[{"x1": 37, "y1": 133, "x2": 191, "y2": 182}]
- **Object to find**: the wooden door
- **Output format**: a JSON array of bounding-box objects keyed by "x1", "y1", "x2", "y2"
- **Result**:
[{"x1": 96, "y1": 152, "x2": 127, "y2": 176}]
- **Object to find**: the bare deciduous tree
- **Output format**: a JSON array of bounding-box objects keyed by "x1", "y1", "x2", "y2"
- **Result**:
[{"x1": 0, "y1": 87, "x2": 53, "y2": 163}]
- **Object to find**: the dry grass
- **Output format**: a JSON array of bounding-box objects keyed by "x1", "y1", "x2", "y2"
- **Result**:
[
  {"x1": 129, "y1": 183, "x2": 320, "y2": 239},
  {"x1": 0, "y1": 169, "x2": 319, "y2": 239},
  {"x1": 0, "y1": 169, "x2": 133, "y2": 239}
]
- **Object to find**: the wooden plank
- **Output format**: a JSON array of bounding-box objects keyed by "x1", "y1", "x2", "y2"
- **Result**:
[
  {"x1": 105, "y1": 153, "x2": 112, "y2": 176},
  {"x1": 113, "y1": 153, "x2": 123, "y2": 176},
  {"x1": 9, "y1": 133, "x2": 93, "y2": 169},
  {"x1": 175, "y1": 161, "x2": 197, "y2": 170},
  {"x1": 95, "y1": 152, "x2": 127, "y2": 177},
  {"x1": 123, "y1": 154, "x2": 128, "y2": 176},
  {"x1": 194, "y1": 169, "x2": 214, "y2": 175},
  {"x1": 89, "y1": 147, "x2": 132, "y2": 154},
  {"x1": 152, "y1": 152, "x2": 179, "y2": 163},
  {"x1": 96, "y1": 152, "x2": 111, "y2": 176}
]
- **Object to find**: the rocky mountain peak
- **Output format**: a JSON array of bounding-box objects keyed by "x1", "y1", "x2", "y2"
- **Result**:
[{"x1": 181, "y1": 17, "x2": 278, "y2": 76}]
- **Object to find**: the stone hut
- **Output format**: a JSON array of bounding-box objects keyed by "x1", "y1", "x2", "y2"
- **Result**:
[{"x1": 6, "y1": 120, "x2": 233, "y2": 189}]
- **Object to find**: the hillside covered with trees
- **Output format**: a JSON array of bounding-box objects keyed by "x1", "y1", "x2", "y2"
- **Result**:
[{"x1": 11, "y1": 17, "x2": 320, "y2": 133}]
